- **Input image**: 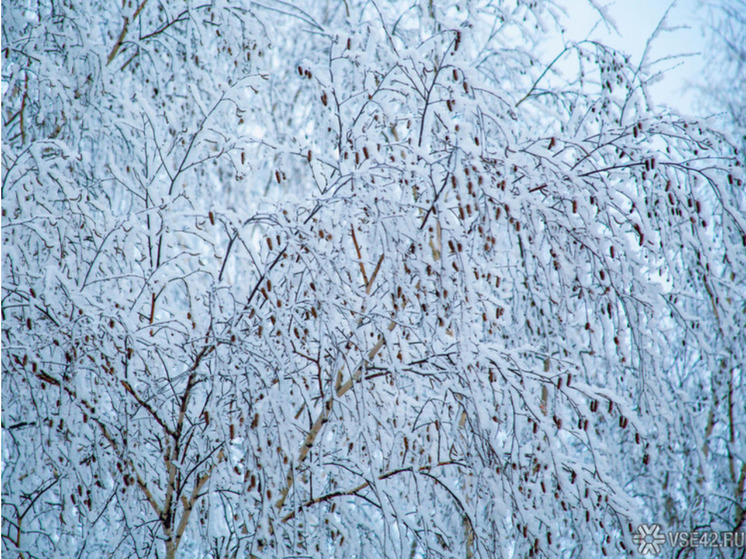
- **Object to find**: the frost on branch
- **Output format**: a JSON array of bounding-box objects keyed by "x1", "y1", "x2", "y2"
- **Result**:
[{"x1": 2, "y1": 1, "x2": 744, "y2": 558}]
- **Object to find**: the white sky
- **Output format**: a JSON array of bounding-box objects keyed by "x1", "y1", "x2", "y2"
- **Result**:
[{"x1": 560, "y1": 0, "x2": 708, "y2": 115}]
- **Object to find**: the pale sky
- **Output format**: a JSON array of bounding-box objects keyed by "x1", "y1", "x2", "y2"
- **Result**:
[{"x1": 560, "y1": 0, "x2": 708, "y2": 115}]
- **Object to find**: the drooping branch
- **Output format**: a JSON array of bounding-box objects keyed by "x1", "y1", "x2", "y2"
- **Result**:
[{"x1": 281, "y1": 461, "x2": 465, "y2": 522}]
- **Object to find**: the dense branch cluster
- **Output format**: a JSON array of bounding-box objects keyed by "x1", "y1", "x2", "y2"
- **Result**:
[{"x1": 2, "y1": 1, "x2": 744, "y2": 558}]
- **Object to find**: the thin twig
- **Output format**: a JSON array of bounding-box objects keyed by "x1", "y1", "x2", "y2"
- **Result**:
[{"x1": 516, "y1": 48, "x2": 568, "y2": 108}]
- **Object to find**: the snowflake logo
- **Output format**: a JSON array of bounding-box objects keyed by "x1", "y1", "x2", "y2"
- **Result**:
[{"x1": 632, "y1": 523, "x2": 666, "y2": 555}]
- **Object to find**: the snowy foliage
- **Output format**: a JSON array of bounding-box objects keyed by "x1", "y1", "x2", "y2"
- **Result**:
[{"x1": 2, "y1": 1, "x2": 744, "y2": 558}]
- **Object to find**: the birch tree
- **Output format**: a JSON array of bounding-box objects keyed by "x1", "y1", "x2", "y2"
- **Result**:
[{"x1": 3, "y1": 1, "x2": 744, "y2": 558}]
